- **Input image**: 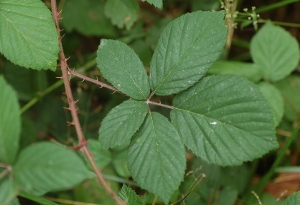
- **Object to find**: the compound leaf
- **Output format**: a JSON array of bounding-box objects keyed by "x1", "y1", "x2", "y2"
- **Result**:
[
  {"x1": 128, "y1": 112, "x2": 186, "y2": 204},
  {"x1": 141, "y1": 0, "x2": 163, "y2": 9},
  {"x1": 171, "y1": 75, "x2": 278, "y2": 166},
  {"x1": 250, "y1": 22, "x2": 300, "y2": 82},
  {"x1": 119, "y1": 184, "x2": 144, "y2": 205},
  {"x1": 61, "y1": 0, "x2": 116, "y2": 37},
  {"x1": 0, "y1": 0, "x2": 59, "y2": 70},
  {"x1": 258, "y1": 82, "x2": 284, "y2": 126},
  {"x1": 150, "y1": 10, "x2": 227, "y2": 96},
  {"x1": 99, "y1": 100, "x2": 148, "y2": 149},
  {"x1": 97, "y1": 40, "x2": 150, "y2": 100},
  {"x1": 104, "y1": 0, "x2": 139, "y2": 30},
  {"x1": 0, "y1": 76, "x2": 20, "y2": 164},
  {"x1": 13, "y1": 142, "x2": 92, "y2": 195}
]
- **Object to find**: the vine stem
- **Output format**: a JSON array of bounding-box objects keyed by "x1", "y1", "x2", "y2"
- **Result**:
[
  {"x1": 50, "y1": 1, "x2": 124, "y2": 205},
  {"x1": 69, "y1": 70, "x2": 175, "y2": 110},
  {"x1": 68, "y1": 69, "x2": 118, "y2": 93}
]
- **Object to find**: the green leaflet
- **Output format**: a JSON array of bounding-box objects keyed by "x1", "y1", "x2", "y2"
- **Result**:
[
  {"x1": 258, "y1": 82, "x2": 284, "y2": 126},
  {"x1": 99, "y1": 100, "x2": 148, "y2": 149},
  {"x1": 0, "y1": 176, "x2": 17, "y2": 205},
  {"x1": 97, "y1": 40, "x2": 150, "y2": 100},
  {"x1": 150, "y1": 10, "x2": 227, "y2": 96},
  {"x1": 118, "y1": 184, "x2": 144, "y2": 205},
  {"x1": 208, "y1": 61, "x2": 262, "y2": 83},
  {"x1": 0, "y1": 0, "x2": 59, "y2": 70},
  {"x1": 171, "y1": 75, "x2": 278, "y2": 166},
  {"x1": 128, "y1": 112, "x2": 186, "y2": 204},
  {"x1": 274, "y1": 75, "x2": 300, "y2": 122},
  {"x1": 282, "y1": 190, "x2": 300, "y2": 205},
  {"x1": 0, "y1": 76, "x2": 20, "y2": 164},
  {"x1": 141, "y1": 0, "x2": 163, "y2": 9},
  {"x1": 61, "y1": 0, "x2": 116, "y2": 37},
  {"x1": 250, "y1": 22, "x2": 300, "y2": 82},
  {"x1": 13, "y1": 142, "x2": 92, "y2": 195},
  {"x1": 113, "y1": 150, "x2": 131, "y2": 178},
  {"x1": 104, "y1": 0, "x2": 139, "y2": 30}
]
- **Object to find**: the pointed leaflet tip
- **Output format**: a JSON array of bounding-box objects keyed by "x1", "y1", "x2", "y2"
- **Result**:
[
  {"x1": 96, "y1": 39, "x2": 150, "y2": 100},
  {"x1": 149, "y1": 10, "x2": 227, "y2": 96},
  {"x1": 99, "y1": 100, "x2": 148, "y2": 149},
  {"x1": 128, "y1": 112, "x2": 186, "y2": 203}
]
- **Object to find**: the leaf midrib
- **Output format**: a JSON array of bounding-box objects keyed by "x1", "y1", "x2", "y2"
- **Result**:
[
  {"x1": 106, "y1": 44, "x2": 148, "y2": 99},
  {"x1": 173, "y1": 108, "x2": 272, "y2": 140},
  {"x1": 152, "y1": 18, "x2": 208, "y2": 94}
]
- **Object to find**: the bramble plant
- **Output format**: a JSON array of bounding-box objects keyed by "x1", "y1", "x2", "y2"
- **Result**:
[{"x1": 0, "y1": 0, "x2": 300, "y2": 205}]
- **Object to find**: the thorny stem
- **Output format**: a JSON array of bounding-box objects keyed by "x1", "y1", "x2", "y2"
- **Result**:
[
  {"x1": 68, "y1": 69, "x2": 118, "y2": 93},
  {"x1": 50, "y1": 1, "x2": 124, "y2": 205},
  {"x1": 69, "y1": 70, "x2": 175, "y2": 110}
]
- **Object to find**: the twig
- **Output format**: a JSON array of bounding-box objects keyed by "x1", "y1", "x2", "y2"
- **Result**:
[
  {"x1": 170, "y1": 173, "x2": 206, "y2": 205},
  {"x1": 147, "y1": 92, "x2": 155, "y2": 101},
  {"x1": 225, "y1": 0, "x2": 238, "y2": 52},
  {"x1": 251, "y1": 191, "x2": 262, "y2": 205},
  {"x1": 0, "y1": 168, "x2": 9, "y2": 180},
  {"x1": 151, "y1": 196, "x2": 158, "y2": 205},
  {"x1": 276, "y1": 129, "x2": 292, "y2": 137},
  {"x1": 50, "y1": 1, "x2": 124, "y2": 205},
  {"x1": 68, "y1": 69, "x2": 118, "y2": 93},
  {"x1": 147, "y1": 100, "x2": 174, "y2": 109}
]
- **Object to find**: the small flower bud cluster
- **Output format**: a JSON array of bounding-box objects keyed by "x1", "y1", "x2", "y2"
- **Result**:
[
  {"x1": 221, "y1": 0, "x2": 239, "y2": 29},
  {"x1": 243, "y1": 6, "x2": 260, "y2": 29}
]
